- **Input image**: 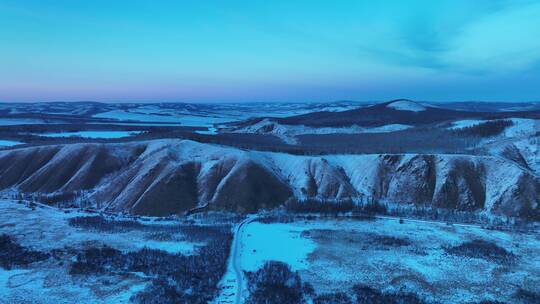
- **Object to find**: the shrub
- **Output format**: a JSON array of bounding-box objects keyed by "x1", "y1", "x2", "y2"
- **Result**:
[
  {"x1": 444, "y1": 239, "x2": 514, "y2": 263},
  {"x1": 285, "y1": 197, "x2": 355, "y2": 214},
  {"x1": 132, "y1": 230, "x2": 232, "y2": 303},
  {"x1": 244, "y1": 262, "x2": 427, "y2": 304},
  {"x1": 69, "y1": 215, "x2": 229, "y2": 243},
  {"x1": 514, "y1": 288, "x2": 540, "y2": 303},
  {"x1": 245, "y1": 261, "x2": 306, "y2": 304},
  {"x1": 68, "y1": 226, "x2": 232, "y2": 304},
  {"x1": 353, "y1": 284, "x2": 425, "y2": 304},
  {"x1": 453, "y1": 120, "x2": 513, "y2": 138},
  {"x1": 369, "y1": 235, "x2": 411, "y2": 247},
  {"x1": 68, "y1": 215, "x2": 144, "y2": 232},
  {"x1": 0, "y1": 234, "x2": 49, "y2": 270},
  {"x1": 314, "y1": 292, "x2": 353, "y2": 304},
  {"x1": 284, "y1": 197, "x2": 387, "y2": 215}
]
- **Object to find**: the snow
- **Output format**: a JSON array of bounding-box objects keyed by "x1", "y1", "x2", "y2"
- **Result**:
[
  {"x1": 240, "y1": 222, "x2": 315, "y2": 271},
  {"x1": 194, "y1": 127, "x2": 218, "y2": 135},
  {"x1": 232, "y1": 119, "x2": 412, "y2": 144},
  {"x1": 278, "y1": 217, "x2": 540, "y2": 304},
  {"x1": 363, "y1": 124, "x2": 412, "y2": 132},
  {"x1": 386, "y1": 100, "x2": 426, "y2": 112},
  {"x1": 449, "y1": 118, "x2": 538, "y2": 138},
  {"x1": 503, "y1": 118, "x2": 538, "y2": 137},
  {"x1": 138, "y1": 240, "x2": 196, "y2": 254},
  {"x1": 448, "y1": 119, "x2": 485, "y2": 130},
  {"x1": 0, "y1": 139, "x2": 531, "y2": 218},
  {"x1": 513, "y1": 137, "x2": 540, "y2": 175},
  {"x1": 0, "y1": 199, "x2": 199, "y2": 255},
  {"x1": 0, "y1": 140, "x2": 23, "y2": 147},
  {"x1": 93, "y1": 110, "x2": 234, "y2": 127},
  {"x1": 94, "y1": 110, "x2": 181, "y2": 122},
  {"x1": 0, "y1": 269, "x2": 31, "y2": 289},
  {"x1": 0, "y1": 118, "x2": 45, "y2": 125},
  {"x1": 104, "y1": 282, "x2": 148, "y2": 304},
  {"x1": 175, "y1": 116, "x2": 233, "y2": 127},
  {"x1": 0, "y1": 199, "x2": 205, "y2": 302},
  {"x1": 35, "y1": 131, "x2": 142, "y2": 139}
]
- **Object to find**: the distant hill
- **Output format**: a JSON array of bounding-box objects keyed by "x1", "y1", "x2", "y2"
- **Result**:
[
  {"x1": 432, "y1": 101, "x2": 540, "y2": 112},
  {"x1": 250, "y1": 99, "x2": 540, "y2": 128}
]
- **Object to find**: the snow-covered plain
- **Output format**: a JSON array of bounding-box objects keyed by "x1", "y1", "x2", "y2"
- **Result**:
[
  {"x1": 231, "y1": 118, "x2": 412, "y2": 144},
  {"x1": 194, "y1": 127, "x2": 218, "y2": 135},
  {"x1": 448, "y1": 119, "x2": 486, "y2": 130},
  {"x1": 93, "y1": 110, "x2": 235, "y2": 127},
  {"x1": 0, "y1": 200, "x2": 202, "y2": 303},
  {"x1": 239, "y1": 222, "x2": 315, "y2": 272},
  {"x1": 248, "y1": 218, "x2": 540, "y2": 304},
  {"x1": 0, "y1": 118, "x2": 46, "y2": 126},
  {"x1": 503, "y1": 118, "x2": 538, "y2": 138},
  {"x1": 0, "y1": 200, "x2": 199, "y2": 254},
  {"x1": 448, "y1": 118, "x2": 538, "y2": 139},
  {"x1": 35, "y1": 131, "x2": 142, "y2": 139},
  {"x1": 0, "y1": 140, "x2": 23, "y2": 147},
  {"x1": 90, "y1": 102, "x2": 367, "y2": 130}
]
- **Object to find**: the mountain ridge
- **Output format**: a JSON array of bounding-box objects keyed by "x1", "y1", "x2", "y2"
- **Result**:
[
  {"x1": 229, "y1": 99, "x2": 540, "y2": 128},
  {"x1": 0, "y1": 139, "x2": 538, "y2": 219}
]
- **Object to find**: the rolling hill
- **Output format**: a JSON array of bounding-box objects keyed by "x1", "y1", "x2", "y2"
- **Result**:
[
  {"x1": 232, "y1": 99, "x2": 540, "y2": 128},
  {"x1": 0, "y1": 140, "x2": 538, "y2": 219}
]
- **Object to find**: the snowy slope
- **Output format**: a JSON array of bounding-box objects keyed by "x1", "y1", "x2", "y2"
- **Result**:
[
  {"x1": 0, "y1": 140, "x2": 538, "y2": 218},
  {"x1": 230, "y1": 118, "x2": 412, "y2": 144},
  {"x1": 385, "y1": 100, "x2": 427, "y2": 112}
]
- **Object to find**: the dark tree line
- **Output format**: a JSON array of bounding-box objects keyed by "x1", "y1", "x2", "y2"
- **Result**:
[
  {"x1": 452, "y1": 120, "x2": 513, "y2": 138},
  {"x1": 245, "y1": 261, "x2": 314, "y2": 304},
  {"x1": 68, "y1": 215, "x2": 231, "y2": 243},
  {"x1": 297, "y1": 127, "x2": 480, "y2": 155},
  {"x1": 284, "y1": 197, "x2": 387, "y2": 215},
  {"x1": 68, "y1": 215, "x2": 145, "y2": 232},
  {"x1": 0, "y1": 234, "x2": 49, "y2": 270},
  {"x1": 245, "y1": 260, "x2": 537, "y2": 304},
  {"x1": 69, "y1": 226, "x2": 232, "y2": 304},
  {"x1": 245, "y1": 261, "x2": 426, "y2": 304},
  {"x1": 444, "y1": 239, "x2": 515, "y2": 264}
]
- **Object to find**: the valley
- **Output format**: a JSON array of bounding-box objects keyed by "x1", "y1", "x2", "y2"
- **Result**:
[
  {"x1": 4, "y1": 2, "x2": 540, "y2": 303},
  {"x1": 0, "y1": 100, "x2": 539, "y2": 304}
]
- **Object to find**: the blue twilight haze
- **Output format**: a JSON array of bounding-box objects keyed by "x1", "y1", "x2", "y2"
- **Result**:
[{"x1": 0, "y1": 0, "x2": 539, "y2": 102}]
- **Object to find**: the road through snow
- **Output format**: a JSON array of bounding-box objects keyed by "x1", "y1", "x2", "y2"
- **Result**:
[{"x1": 214, "y1": 216, "x2": 254, "y2": 304}]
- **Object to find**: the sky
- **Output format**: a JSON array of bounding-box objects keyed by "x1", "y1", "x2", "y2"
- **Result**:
[{"x1": 0, "y1": 0, "x2": 539, "y2": 103}]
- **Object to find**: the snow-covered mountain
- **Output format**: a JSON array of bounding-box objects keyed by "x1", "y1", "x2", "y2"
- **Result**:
[
  {"x1": 228, "y1": 118, "x2": 411, "y2": 144},
  {"x1": 231, "y1": 99, "x2": 540, "y2": 129},
  {"x1": 0, "y1": 140, "x2": 538, "y2": 219},
  {"x1": 385, "y1": 100, "x2": 427, "y2": 112}
]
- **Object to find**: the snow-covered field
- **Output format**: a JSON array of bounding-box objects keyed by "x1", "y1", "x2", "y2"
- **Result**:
[
  {"x1": 0, "y1": 200, "x2": 205, "y2": 304},
  {"x1": 194, "y1": 127, "x2": 218, "y2": 135},
  {"x1": 89, "y1": 102, "x2": 366, "y2": 130},
  {"x1": 35, "y1": 131, "x2": 142, "y2": 139},
  {"x1": 448, "y1": 119, "x2": 486, "y2": 130},
  {"x1": 0, "y1": 118, "x2": 46, "y2": 126},
  {"x1": 239, "y1": 222, "x2": 315, "y2": 272},
  {"x1": 386, "y1": 100, "x2": 427, "y2": 112},
  {"x1": 503, "y1": 118, "x2": 539, "y2": 138},
  {"x1": 93, "y1": 110, "x2": 237, "y2": 127},
  {"x1": 242, "y1": 217, "x2": 540, "y2": 303}
]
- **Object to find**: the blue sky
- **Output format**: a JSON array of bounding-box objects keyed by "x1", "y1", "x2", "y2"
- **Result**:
[{"x1": 0, "y1": 0, "x2": 539, "y2": 102}]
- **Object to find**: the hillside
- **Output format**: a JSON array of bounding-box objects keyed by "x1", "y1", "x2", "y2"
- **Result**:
[
  {"x1": 232, "y1": 99, "x2": 540, "y2": 128},
  {"x1": 0, "y1": 140, "x2": 538, "y2": 219}
]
